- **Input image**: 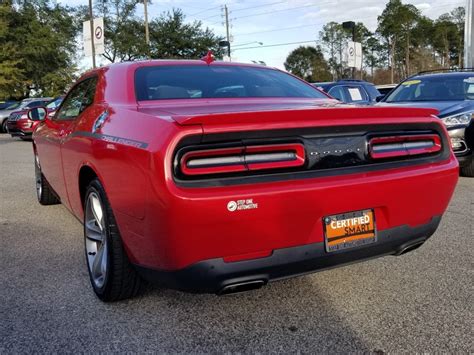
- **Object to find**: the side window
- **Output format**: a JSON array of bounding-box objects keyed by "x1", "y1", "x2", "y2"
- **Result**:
[
  {"x1": 328, "y1": 86, "x2": 346, "y2": 102},
  {"x1": 56, "y1": 77, "x2": 97, "y2": 121},
  {"x1": 27, "y1": 101, "x2": 42, "y2": 108}
]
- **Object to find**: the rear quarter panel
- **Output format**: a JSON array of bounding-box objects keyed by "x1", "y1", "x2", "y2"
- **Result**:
[{"x1": 63, "y1": 105, "x2": 182, "y2": 222}]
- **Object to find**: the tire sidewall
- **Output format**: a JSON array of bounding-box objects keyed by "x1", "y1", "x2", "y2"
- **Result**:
[{"x1": 84, "y1": 180, "x2": 113, "y2": 299}]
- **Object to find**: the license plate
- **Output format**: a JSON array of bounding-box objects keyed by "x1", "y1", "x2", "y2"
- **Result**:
[{"x1": 323, "y1": 209, "x2": 376, "y2": 252}]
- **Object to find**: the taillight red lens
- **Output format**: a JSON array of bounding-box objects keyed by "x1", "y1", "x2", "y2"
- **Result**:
[
  {"x1": 181, "y1": 143, "x2": 305, "y2": 176},
  {"x1": 369, "y1": 134, "x2": 441, "y2": 159}
]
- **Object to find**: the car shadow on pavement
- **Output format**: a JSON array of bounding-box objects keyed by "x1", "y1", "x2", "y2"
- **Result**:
[{"x1": 129, "y1": 277, "x2": 373, "y2": 353}]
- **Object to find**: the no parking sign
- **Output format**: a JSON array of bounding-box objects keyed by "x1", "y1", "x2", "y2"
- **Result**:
[{"x1": 83, "y1": 17, "x2": 104, "y2": 56}]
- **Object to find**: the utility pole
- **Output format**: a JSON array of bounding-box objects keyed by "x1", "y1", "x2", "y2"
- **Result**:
[
  {"x1": 89, "y1": 0, "x2": 96, "y2": 68},
  {"x1": 351, "y1": 25, "x2": 356, "y2": 79},
  {"x1": 465, "y1": 0, "x2": 473, "y2": 67},
  {"x1": 342, "y1": 21, "x2": 356, "y2": 78},
  {"x1": 143, "y1": 0, "x2": 150, "y2": 51},
  {"x1": 224, "y1": 5, "x2": 231, "y2": 61}
]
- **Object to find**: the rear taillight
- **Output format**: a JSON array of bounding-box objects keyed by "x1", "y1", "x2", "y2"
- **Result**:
[
  {"x1": 369, "y1": 134, "x2": 441, "y2": 160},
  {"x1": 181, "y1": 143, "x2": 305, "y2": 176}
]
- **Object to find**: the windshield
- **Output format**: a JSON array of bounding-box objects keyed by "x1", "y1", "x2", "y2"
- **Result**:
[
  {"x1": 385, "y1": 73, "x2": 474, "y2": 102},
  {"x1": 135, "y1": 65, "x2": 327, "y2": 101}
]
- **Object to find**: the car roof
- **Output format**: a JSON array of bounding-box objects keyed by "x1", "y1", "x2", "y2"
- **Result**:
[
  {"x1": 313, "y1": 80, "x2": 373, "y2": 87},
  {"x1": 407, "y1": 71, "x2": 474, "y2": 80},
  {"x1": 22, "y1": 97, "x2": 52, "y2": 102},
  {"x1": 376, "y1": 84, "x2": 397, "y2": 88},
  {"x1": 82, "y1": 59, "x2": 278, "y2": 79}
]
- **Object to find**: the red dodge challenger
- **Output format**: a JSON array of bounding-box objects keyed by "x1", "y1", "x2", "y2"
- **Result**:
[{"x1": 30, "y1": 58, "x2": 459, "y2": 301}]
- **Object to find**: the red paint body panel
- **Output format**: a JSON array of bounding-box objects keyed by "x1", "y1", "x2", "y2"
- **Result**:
[{"x1": 32, "y1": 60, "x2": 458, "y2": 275}]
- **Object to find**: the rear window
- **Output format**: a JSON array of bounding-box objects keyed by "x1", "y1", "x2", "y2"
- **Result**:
[{"x1": 135, "y1": 65, "x2": 327, "y2": 101}]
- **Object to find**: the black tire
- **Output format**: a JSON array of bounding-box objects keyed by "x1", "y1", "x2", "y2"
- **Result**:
[
  {"x1": 35, "y1": 153, "x2": 60, "y2": 205},
  {"x1": 1, "y1": 119, "x2": 7, "y2": 133},
  {"x1": 20, "y1": 136, "x2": 32, "y2": 141},
  {"x1": 461, "y1": 159, "x2": 474, "y2": 177},
  {"x1": 84, "y1": 179, "x2": 142, "y2": 301}
]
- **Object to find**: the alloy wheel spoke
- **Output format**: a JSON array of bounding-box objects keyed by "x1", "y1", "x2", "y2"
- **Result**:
[
  {"x1": 85, "y1": 220, "x2": 103, "y2": 242},
  {"x1": 100, "y1": 242, "x2": 108, "y2": 276},
  {"x1": 92, "y1": 242, "x2": 106, "y2": 281},
  {"x1": 89, "y1": 194, "x2": 104, "y2": 231}
]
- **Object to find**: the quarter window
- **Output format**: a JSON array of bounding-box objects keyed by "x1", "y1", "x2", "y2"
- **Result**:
[{"x1": 328, "y1": 86, "x2": 345, "y2": 102}]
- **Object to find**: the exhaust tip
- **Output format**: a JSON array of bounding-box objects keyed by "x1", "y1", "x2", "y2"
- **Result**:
[
  {"x1": 397, "y1": 240, "x2": 425, "y2": 256},
  {"x1": 218, "y1": 280, "x2": 266, "y2": 295}
]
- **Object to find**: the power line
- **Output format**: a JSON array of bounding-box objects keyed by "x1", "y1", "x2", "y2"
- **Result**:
[
  {"x1": 233, "y1": 40, "x2": 317, "y2": 51},
  {"x1": 238, "y1": 23, "x2": 318, "y2": 37},
  {"x1": 199, "y1": 1, "x2": 293, "y2": 23},
  {"x1": 231, "y1": 3, "x2": 325, "y2": 21},
  {"x1": 231, "y1": 1, "x2": 288, "y2": 13},
  {"x1": 188, "y1": 6, "x2": 221, "y2": 17},
  {"x1": 233, "y1": 1, "x2": 464, "y2": 37}
]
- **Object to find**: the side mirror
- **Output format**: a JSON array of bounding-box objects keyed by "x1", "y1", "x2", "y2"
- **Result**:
[
  {"x1": 375, "y1": 95, "x2": 385, "y2": 102},
  {"x1": 27, "y1": 107, "x2": 48, "y2": 121}
]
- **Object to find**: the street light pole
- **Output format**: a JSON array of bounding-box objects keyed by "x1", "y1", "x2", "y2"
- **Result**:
[
  {"x1": 224, "y1": 5, "x2": 231, "y2": 61},
  {"x1": 144, "y1": 0, "x2": 150, "y2": 52},
  {"x1": 342, "y1": 21, "x2": 356, "y2": 78},
  {"x1": 89, "y1": 0, "x2": 96, "y2": 68},
  {"x1": 465, "y1": 0, "x2": 473, "y2": 67}
]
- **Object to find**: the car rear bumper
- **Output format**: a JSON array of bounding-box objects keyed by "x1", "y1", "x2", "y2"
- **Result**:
[{"x1": 135, "y1": 215, "x2": 441, "y2": 294}]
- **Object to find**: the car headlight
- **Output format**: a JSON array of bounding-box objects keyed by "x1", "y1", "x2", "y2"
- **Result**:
[{"x1": 441, "y1": 112, "x2": 473, "y2": 127}]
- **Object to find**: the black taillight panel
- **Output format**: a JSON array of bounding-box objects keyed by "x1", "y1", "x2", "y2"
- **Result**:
[{"x1": 173, "y1": 123, "x2": 449, "y2": 187}]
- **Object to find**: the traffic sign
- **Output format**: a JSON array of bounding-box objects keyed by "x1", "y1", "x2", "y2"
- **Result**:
[
  {"x1": 346, "y1": 41, "x2": 362, "y2": 68},
  {"x1": 83, "y1": 17, "x2": 104, "y2": 56}
]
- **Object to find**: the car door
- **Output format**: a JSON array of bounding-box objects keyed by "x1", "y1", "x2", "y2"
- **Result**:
[{"x1": 37, "y1": 77, "x2": 97, "y2": 203}]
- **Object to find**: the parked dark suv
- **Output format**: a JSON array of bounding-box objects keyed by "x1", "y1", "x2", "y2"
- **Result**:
[
  {"x1": 379, "y1": 69, "x2": 474, "y2": 176},
  {"x1": 313, "y1": 79, "x2": 383, "y2": 105}
]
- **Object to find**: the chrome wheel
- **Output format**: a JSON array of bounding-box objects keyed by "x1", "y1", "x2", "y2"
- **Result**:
[{"x1": 85, "y1": 192, "x2": 108, "y2": 289}]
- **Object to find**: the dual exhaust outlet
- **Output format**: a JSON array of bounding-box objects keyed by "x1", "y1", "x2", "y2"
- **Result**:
[
  {"x1": 218, "y1": 280, "x2": 266, "y2": 295},
  {"x1": 216, "y1": 240, "x2": 427, "y2": 295}
]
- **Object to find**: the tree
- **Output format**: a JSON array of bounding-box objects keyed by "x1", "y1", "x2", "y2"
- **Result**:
[
  {"x1": 450, "y1": 7, "x2": 465, "y2": 67},
  {"x1": 432, "y1": 14, "x2": 458, "y2": 67},
  {"x1": 284, "y1": 46, "x2": 332, "y2": 82},
  {"x1": 149, "y1": 9, "x2": 223, "y2": 59},
  {"x1": 93, "y1": 0, "x2": 149, "y2": 62},
  {"x1": 319, "y1": 22, "x2": 347, "y2": 79},
  {"x1": 0, "y1": 3, "x2": 26, "y2": 98},
  {"x1": 377, "y1": 0, "x2": 420, "y2": 81},
  {"x1": 0, "y1": 0, "x2": 79, "y2": 98},
  {"x1": 364, "y1": 36, "x2": 384, "y2": 78}
]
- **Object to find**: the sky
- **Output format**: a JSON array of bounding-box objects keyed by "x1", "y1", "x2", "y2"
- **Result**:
[{"x1": 58, "y1": 0, "x2": 467, "y2": 70}]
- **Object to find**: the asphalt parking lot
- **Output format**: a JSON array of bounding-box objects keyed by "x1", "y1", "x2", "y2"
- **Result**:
[{"x1": 1, "y1": 134, "x2": 473, "y2": 353}]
